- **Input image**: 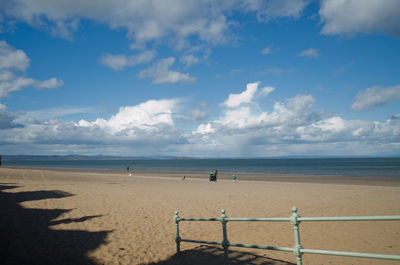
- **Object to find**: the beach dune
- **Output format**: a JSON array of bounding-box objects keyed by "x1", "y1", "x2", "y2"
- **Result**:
[{"x1": 1, "y1": 167, "x2": 399, "y2": 265}]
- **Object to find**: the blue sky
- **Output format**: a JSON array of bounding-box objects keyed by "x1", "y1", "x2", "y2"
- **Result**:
[{"x1": 0, "y1": 0, "x2": 399, "y2": 157}]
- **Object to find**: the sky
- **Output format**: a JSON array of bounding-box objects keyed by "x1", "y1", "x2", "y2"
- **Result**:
[{"x1": 0, "y1": 0, "x2": 399, "y2": 157}]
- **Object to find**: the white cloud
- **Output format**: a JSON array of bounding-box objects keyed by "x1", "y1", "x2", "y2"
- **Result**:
[
  {"x1": 287, "y1": 94, "x2": 315, "y2": 114},
  {"x1": 194, "y1": 122, "x2": 214, "y2": 135},
  {"x1": 298, "y1": 48, "x2": 319, "y2": 58},
  {"x1": 35, "y1": 77, "x2": 64, "y2": 89},
  {"x1": 0, "y1": 103, "x2": 21, "y2": 129},
  {"x1": 0, "y1": 99, "x2": 186, "y2": 155},
  {"x1": 260, "y1": 86, "x2": 275, "y2": 96},
  {"x1": 351, "y1": 85, "x2": 400, "y2": 111},
  {"x1": 0, "y1": 40, "x2": 30, "y2": 71},
  {"x1": 177, "y1": 102, "x2": 209, "y2": 123},
  {"x1": 223, "y1": 82, "x2": 275, "y2": 108},
  {"x1": 180, "y1": 54, "x2": 200, "y2": 67},
  {"x1": 0, "y1": 0, "x2": 309, "y2": 48},
  {"x1": 244, "y1": 0, "x2": 306, "y2": 21},
  {"x1": 77, "y1": 99, "x2": 177, "y2": 134},
  {"x1": 15, "y1": 106, "x2": 96, "y2": 125},
  {"x1": 189, "y1": 85, "x2": 400, "y2": 156},
  {"x1": 0, "y1": 76, "x2": 35, "y2": 98},
  {"x1": 261, "y1": 46, "x2": 272, "y2": 55},
  {"x1": 0, "y1": 83, "x2": 399, "y2": 156},
  {"x1": 100, "y1": 50, "x2": 155, "y2": 71},
  {"x1": 100, "y1": 54, "x2": 129, "y2": 71},
  {"x1": 223, "y1": 82, "x2": 259, "y2": 108},
  {"x1": 0, "y1": 41, "x2": 63, "y2": 99},
  {"x1": 0, "y1": 1, "x2": 234, "y2": 46},
  {"x1": 139, "y1": 57, "x2": 196, "y2": 84},
  {"x1": 319, "y1": 0, "x2": 400, "y2": 37}
]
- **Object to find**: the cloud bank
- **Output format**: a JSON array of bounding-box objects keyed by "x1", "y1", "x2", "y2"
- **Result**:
[
  {"x1": 319, "y1": 0, "x2": 400, "y2": 37},
  {"x1": 2, "y1": 80, "x2": 398, "y2": 156}
]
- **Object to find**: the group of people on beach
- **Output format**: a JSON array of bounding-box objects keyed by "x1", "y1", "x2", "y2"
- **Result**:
[{"x1": 180, "y1": 172, "x2": 238, "y2": 182}]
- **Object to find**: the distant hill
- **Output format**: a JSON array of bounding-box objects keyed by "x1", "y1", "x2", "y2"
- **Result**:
[
  {"x1": 1, "y1": 155, "x2": 191, "y2": 162},
  {"x1": 1, "y1": 154, "x2": 397, "y2": 162}
]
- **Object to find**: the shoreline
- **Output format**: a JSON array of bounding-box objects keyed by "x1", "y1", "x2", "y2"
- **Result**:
[{"x1": 3, "y1": 166, "x2": 400, "y2": 187}]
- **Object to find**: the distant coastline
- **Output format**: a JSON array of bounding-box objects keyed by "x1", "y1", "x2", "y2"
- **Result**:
[
  {"x1": 2, "y1": 154, "x2": 399, "y2": 161},
  {"x1": 2, "y1": 156, "x2": 399, "y2": 178}
]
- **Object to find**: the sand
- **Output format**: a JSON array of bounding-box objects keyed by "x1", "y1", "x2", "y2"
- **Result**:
[{"x1": 1, "y1": 167, "x2": 399, "y2": 265}]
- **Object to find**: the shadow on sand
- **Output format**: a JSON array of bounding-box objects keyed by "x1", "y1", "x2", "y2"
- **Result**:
[
  {"x1": 144, "y1": 245, "x2": 295, "y2": 265},
  {"x1": 0, "y1": 184, "x2": 110, "y2": 265}
]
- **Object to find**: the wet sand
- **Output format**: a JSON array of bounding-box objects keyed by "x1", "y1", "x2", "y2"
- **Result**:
[{"x1": 1, "y1": 167, "x2": 399, "y2": 265}]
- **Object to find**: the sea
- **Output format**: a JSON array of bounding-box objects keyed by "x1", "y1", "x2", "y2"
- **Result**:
[{"x1": 2, "y1": 157, "x2": 400, "y2": 178}]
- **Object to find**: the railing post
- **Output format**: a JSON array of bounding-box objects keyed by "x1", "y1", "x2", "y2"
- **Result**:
[
  {"x1": 290, "y1": 206, "x2": 303, "y2": 265},
  {"x1": 174, "y1": 210, "x2": 181, "y2": 253},
  {"x1": 220, "y1": 209, "x2": 230, "y2": 265}
]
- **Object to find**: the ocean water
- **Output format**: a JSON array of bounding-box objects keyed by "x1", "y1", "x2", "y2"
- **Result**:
[{"x1": 2, "y1": 157, "x2": 400, "y2": 178}]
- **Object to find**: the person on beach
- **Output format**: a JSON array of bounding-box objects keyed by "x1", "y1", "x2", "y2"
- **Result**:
[
  {"x1": 233, "y1": 174, "x2": 237, "y2": 183},
  {"x1": 182, "y1": 175, "x2": 186, "y2": 181},
  {"x1": 127, "y1": 166, "x2": 130, "y2": 171}
]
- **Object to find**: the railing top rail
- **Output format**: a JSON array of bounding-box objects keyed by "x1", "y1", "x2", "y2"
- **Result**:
[
  {"x1": 226, "y1": 217, "x2": 290, "y2": 222},
  {"x1": 178, "y1": 216, "x2": 400, "y2": 222},
  {"x1": 298, "y1": 216, "x2": 400, "y2": 221},
  {"x1": 301, "y1": 248, "x2": 400, "y2": 260},
  {"x1": 179, "y1": 217, "x2": 220, "y2": 221}
]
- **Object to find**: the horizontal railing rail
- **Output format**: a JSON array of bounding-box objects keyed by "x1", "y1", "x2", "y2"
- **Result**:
[{"x1": 173, "y1": 207, "x2": 400, "y2": 265}]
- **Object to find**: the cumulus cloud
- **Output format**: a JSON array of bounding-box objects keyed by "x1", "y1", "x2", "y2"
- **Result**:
[
  {"x1": 0, "y1": 40, "x2": 30, "y2": 71},
  {"x1": 0, "y1": 0, "x2": 310, "y2": 48},
  {"x1": 180, "y1": 54, "x2": 200, "y2": 67},
  {"x1": 0, "y1": 82, "x2": 399, "y2": 156},
  {"x1": 177, "y1": 102, "x2": 209, "y2": 123},
  {"x1": 139, "y1": 57, "x2": 196, "y2": 84},
  {"x1": 194, "y1": 122, "x2": 215, "y2": 135},
  {"x1": 260, "y1": 86, "x2": 275, "y2": 96},
  {"x1": 0, "y1": 1, "x2": 230, "y2": 45},
  {"x1": 0, "y1": 75, "x2": 35, "y2": 98},
  {"x1": 224, "y1": 82, "x2": 259, "y2": 108},
  {"x1": 35, "y1": 77, "x2": 64, "y2": 89},
  {"x1": 77, "y1": 99, "x2": 178, "y2": 138},
  {"x1": 0, "y1": 99, "x2": 185, "y2": 153},
  {"x1": 0, "y1": 41, "x2": 63, "y2": 98},
  {"x1": 319, "y1": 0, "x2": 400, "y2": 37},
  {"x1": 14, "y1": 106, "x2": 96, "y2": 125},
  {"x1": 189, "y1": 82, "x2": 400, "y2": 156},
  {"x1": 351, "y1": 85, "x2": 400, "y2": 111},
  {"x1": 244, "y1": 0, "x2": 306, "y2": 21},
  {"x1": 100, "y1": 50, "x2": 155, "y2": 71},
  {"x1": 298, "y1": 48, "x2": 319, "y2": 58},
  {"x1": 0, "y1": 103, "x2": 21, "y2": 129},
  {"x1": 261, "y1": 46, "x2": 272, "y2": 55},
  {"x1": 223, "y1": 82, "x2": 275, "y2": 108}
]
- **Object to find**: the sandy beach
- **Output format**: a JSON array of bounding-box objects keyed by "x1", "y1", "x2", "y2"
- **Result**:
[{"x1": 1, "y1": 167, "x2": 399, "y2": 265}]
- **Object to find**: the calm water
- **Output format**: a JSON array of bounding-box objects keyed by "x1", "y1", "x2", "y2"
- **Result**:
[{"x1": 3, "y1": 158, "x2": 400, "y2": 178}]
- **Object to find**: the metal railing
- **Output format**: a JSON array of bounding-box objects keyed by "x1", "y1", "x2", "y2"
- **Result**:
[{"x1": 173, "y1": 207, "x2": 400, "y2": 265}]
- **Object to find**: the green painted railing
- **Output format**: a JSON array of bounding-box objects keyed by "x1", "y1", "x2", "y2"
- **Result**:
[{"x1": 174, "y1": 207, "x2": 400, "y2": 265}]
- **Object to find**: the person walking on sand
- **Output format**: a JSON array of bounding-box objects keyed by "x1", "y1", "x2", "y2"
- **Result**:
[{"x1": 233, "y1": 174, "x2": 237, "y2": 183}]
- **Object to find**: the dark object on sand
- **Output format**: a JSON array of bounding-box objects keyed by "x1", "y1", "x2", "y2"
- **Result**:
[
  {"x1": 0, "y1": 155, "x2": 2, "y2": 167},
  {"x1": 209, "y1": 169, "x2": 217, "y2": 181}
]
